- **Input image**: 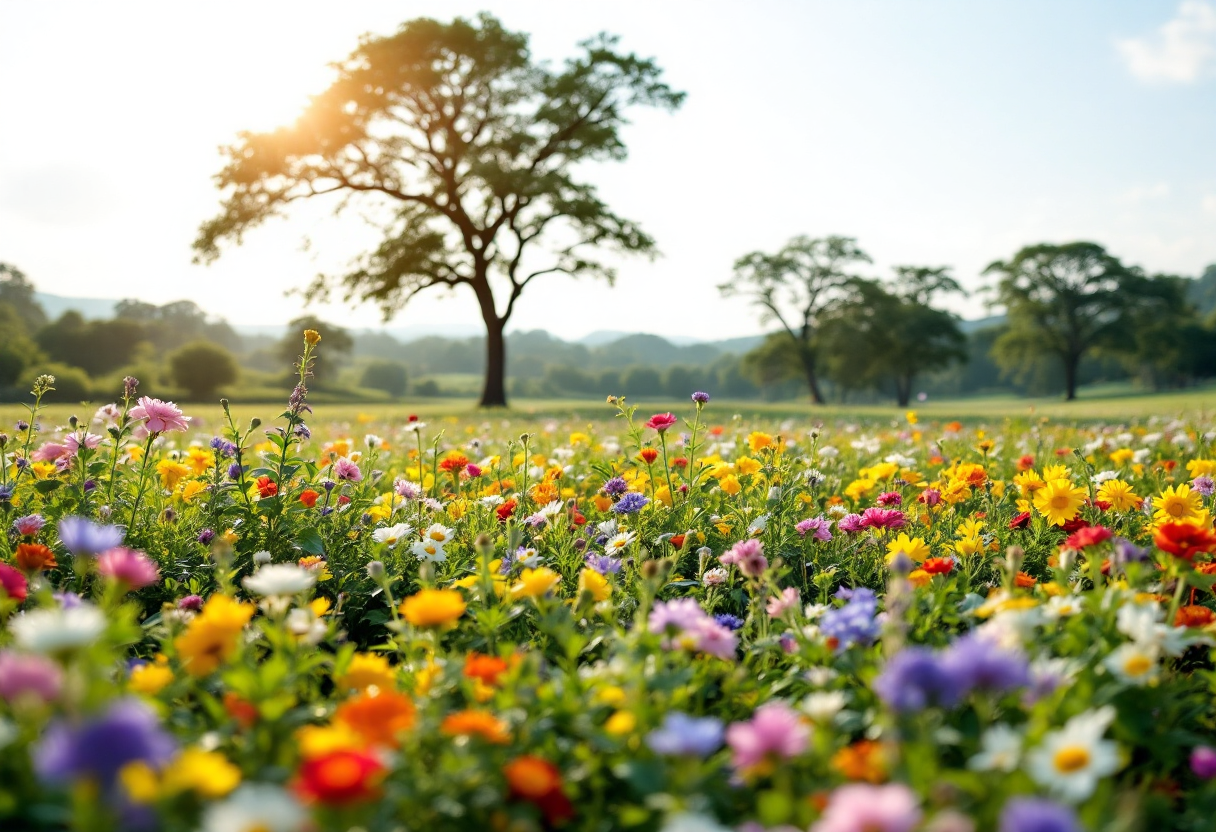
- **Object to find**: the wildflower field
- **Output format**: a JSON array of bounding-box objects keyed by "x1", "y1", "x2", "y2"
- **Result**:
[{"x1": 5, "y1": 335, "x2": 1216, "y2": 832}]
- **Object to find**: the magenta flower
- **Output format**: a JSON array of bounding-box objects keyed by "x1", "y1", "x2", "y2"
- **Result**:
[
  {"x1": 795, "y1": 517, "x2": 832, "y2": 541},
  {"x1": 13, "y1": 514, "x2": 47, "y2": 537},
  {"x1": 0, "y1": 563, "x2": 28, "y2": 603},
  {"x1": 31, "y1": 442, "x2": 70, "y2": 462},
  {"x1": 837, "y1": 513, "x2": 865, "y2": 533},
  {"x1": 766, "y1": 587, "x2": 800, "y2": 618},
  {"x1": 0, "y1": 651, "x2": 63, "y2": 703},
  {"x1": 860, "y1": 507, "x2": 906, "y2": 530},
  {"x1": 334, "y1": 457, "x2": 362, "y2": 482},
  {"x1": 811, "y1": 784, "x2": 921, "y2": 832},
  {"x1": 725, "y1": 701, "x2": 811, "y2": 770},
  {"x1": 720, "y1": 539, "x2": 768, "y2": 576},
  {"x1": 1191, "y1": 746, "x2": 1216, "y2": 779},
  {"x1": 129, "y1": 397, "x2": 191, "y2": 433},
  {"x1": 876, "y1": 491, "x2": 902, "y2": 507},
  {"x1": 645, "y1": 412, "x2": 679, "y2": 433},
  {"x1": 466, "y1": 464, "x2": 482, "y2": 478},
  {"x1": 96, "y1": 548, "x2": 160, "y2": 591},
  {"x1": 919, "y1": 488, "x2": 942, "y2": 507}
]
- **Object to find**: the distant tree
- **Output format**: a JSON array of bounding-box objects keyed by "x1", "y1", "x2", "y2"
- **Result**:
[
  {"x1": 36, "y1": 312, "x2": 147, "y2": 376},
  {"x1": 278, "y1": 316, "x2": 352, "y2": 382},
  {"x1": 0, "y1": 304, "x2": 43, "y2": 386},
  {"x1": 740, "y1": 335, "x2": 803, "y2": 390},
  {"x1": 0, "y1": 263, "x2": 47, "y2": 330},
  {"x1": 24, "y1": 363, "x2": 91, "y2": 403},
  {"x1": 1188, "y1": 264, "x2": 1216, "y2": 317},
  {"x1": 721, "y1": 235, "x2": 871, "y2": 404},
  {"x1": 662, "y1": 365, "x2": 698, "y2": 398},
  {"x1": 168, "y1": 341, "x2": 239, "y2": 400},
  {"x1": 193, "y1": 13, "x2": 684, "y2": 408},
  {"x1": 622, "y1": 366, "x2": 663, "y2": 397},
  {"x1": 597, "y1": 369, "x2": 622, "y2": 394},
  {"x1": 985, "y1": 242, "x2": 1140, "y2": 401},
  {"x1": 116, "y1": 299, "x2": 242, "y2": 352},
  {"x1": 1119, "y1": 274, "x2": 1209, "y2": 389},
  {"x1": 360, "y1": 361, "x2": 409, "y2": 398},
  {"x1": 544, "y1": 365, "x2": 597, "y2": 396}
]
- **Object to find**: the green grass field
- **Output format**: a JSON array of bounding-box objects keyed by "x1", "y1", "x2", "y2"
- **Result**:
[{"x1": 4, "y1": 383, "x2": 1215, "y2": 431}]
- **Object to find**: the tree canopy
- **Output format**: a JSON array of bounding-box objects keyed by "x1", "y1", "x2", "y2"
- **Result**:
[{"x1": 194, "y1": 13, "x2": 683, "y2": 406}]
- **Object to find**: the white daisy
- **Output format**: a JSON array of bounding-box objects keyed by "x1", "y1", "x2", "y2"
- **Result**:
[
  {"x1": 605, "y1": 531, "x2": 637, "y2": 553},
  {"x1": 243, "y1": 564, "x2": 316, "y2": 598},
  {"x1": 701, "y1": 567, "x2": 728, "y2": 586},
  {"x1": 1116, "y1": 601, "x2": 1201, "y2": 656},
  {"x1": 372, "y1": 523, "x2": 414, "y2": 548},
  {"x1": 1103, "y1": 642, "x2": 1160, "y2": 686},
  {"x1": 200, "y1": 783, "x2": 308, "y2": 832},
  {"x1": 968, "y1": 725, "x2": 1022, "y2": 772},
  {"x1": 11, "y1": 604, "x2": 106, "y2": 653},
  {"x1": 1024, "y1": 706, "x2": 1120, "y2": 802},
  {"x1": 800, "y1": 690, "x2": 847, "y2": 722},
  {"x1": 285, "y1": 607, "x2": 327, "y2": 646},
  {"x1": 596, "y1": 519, "x2": 619, "y2": 537},
  {"x1": 536, "y1": 500, "x2": 565, "y2": 517},
  {"x1": 479, "y1": 495, "x2": 505, "y2": 507},
  {"x1": 422, "y1": 523, "x2": 455, "y2": 545},
  {"x1": 1042, "y1": 594, "x2": 1083, "y2": 619},
  {"x1": 411, "y1": 539, "x2": 447, "y2": 563}
]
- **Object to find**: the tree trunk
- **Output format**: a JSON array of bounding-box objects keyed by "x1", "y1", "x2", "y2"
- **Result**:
[
  {"x1": 799, "y1": 351, "x2": 825, "y2": 405},
  {"x1": 480, "y1": 317, "x2": 508, "y2": 407},
  {"x1": 896, "y1": 375, "x2": 912, "y2": 408},
  {"x1": 1063, "y1": 354, "x2": 1078, "y2": 401}
]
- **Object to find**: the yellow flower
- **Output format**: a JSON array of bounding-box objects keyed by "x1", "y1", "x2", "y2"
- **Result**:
[
  {"x1": 747, "y1": 432, "x2": 775, "y2": 453},
  {"x1": 1109, "y1": 448, "x2": 1135, "y2": 466},
  {"x1": 908, "y1": 569, "x2": 931, "y2": 588},
  {"x1": 906, "y1": 410, "x2": 918, "y2": 425},
  {"x1": 1153, "y1": 484, "x2": 1202, "y2": 524},
  {"x1": 954, "y1": 536, "x2": 985, "y2": 557},
  {"x1": 129, "y1": 660, "x2": 174, "y2": 696},
  {"x1": 735, "y1": 456, "x2": 762, "y2": 476},
  {"x1": 569, "y1": 431, "x2": 591, "y2": 446},
  {"x1": 365, "y1": 504, "x2": 392, "y2": 523},
  {"x1": 1013, "y1": 470, "x2": 1046, "y2": 495},
  {"x1": 31, "y1": 461, "x2": 57, "y2": 479},
  {"x1": 296, "y1": 723, "x2": 365, "y2": 758},
  {"x1": 511, "y1": 567, "x2": 562, "y2": 600},
  {"x1": 337, "y1": 653, "x2": 396, "y2": 691},
  {"x1": 578, "y1": 568, "x2": 612, "y2": 602},
  {"x1": 185, "y1": 447, "x2": 215, "y2": 475},
  {"x1": 594, "y1": 686, "x2": 628, "y2": 707},
  {"x1": 400, "y1": 589, "x2": 467, "y2": 629},
  {"x1": 605, "y1": 711, "x2": 637, "y2": 735},
  {"x1": 174, "y1": 595, "x2": 255, "y2": 677},
  {"x1": 119, "y1": 761, "x2": 160, "y2": 804},
  {"x1": 654, "y1": 486, "x2": 673, "y2": 507},
  {"x1": 1041, "y1": 464, "x2": 1071, "y2": 481},
  {"x1": 991, "y1": 480, "x2": 1005, "y2": 498},
  {"x1": 862, "y1": 462, "x2": 898, "y2": 482},
  {"x1": 885, "y1": 533, "x2": 930, "y2": 563},
  {"x1": 719, "y1": 475, "x2": 742, "y2": 496},
  {"x1": 940, "y1": 480, "x2": 971, "y2": 504},
  {"x1": 177, "y1": 480, "x2": 208, "y2": 502},
  {"x1": 1032, "y1": 479, "x2": 1087, "y2": 526},
  {"x1": 1097, "y1": 479, "x2": 1141, "y2": 512},
  {"x1": 304, "y1": 328, "x2": 321, "y2": 345},
  {"x1": 1188, "y1": 459, "x2": 1216, "y2": 478},
  {"x1": 162, "y1": 748, "x2": 241, "y2": 798},
  {"x1": 956, "y1": 518, "x2": 985, "y2": 539},
  {"x1": 845, "y1": 478, "x2": 876, "y2": 501}
]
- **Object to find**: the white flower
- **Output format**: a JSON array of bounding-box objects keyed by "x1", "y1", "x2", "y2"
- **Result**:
[
  {"x1": 479, "y1": 495, "x2": 505, "y2": 507},
  {"x1": 201, "y1": 783, "x2": 308, "y2": 832},
  {"x1": 659, "y1": 811, "x2": 732, "y2": 832},
  {"x1": 804, "y1": 666, "x2": 838, "y2": 687},
  {"x1": 0, "y1": 717, "x2": 16, "y2": 750},
  {"x1": 606, "y1": 531, "x2": 637, "y2": 553},
  {"x1": 285, "y1": 608, "x2": 327, "y2": 646},
  {"x1": 1092, "y1": 470, "x2": 1119, "y2": 484},
  {"x1": 818, "y1": 445, "x2": 839, "y2": 459},
  {"x1": 801, "y1": 690, "x2": 847, "y2": 722},
  {"x1": 968, "y1": 725, "x2": 1022, "y2": 772},
  {"x1": 411, "y1": 540, "x2": 447, "y2": 563},
  {"x1": 747, "y1": 513, "x2": 769, "y2": 534},
  {"x1": 422, "y1": 523, "x2": 455, "y2": 545},
  {"x1": 11, "y1": 604, "x2": 106, "y2": 653},
  {"x1": 372, "y1": 523, "x2": 414, "y2": 548},
  {"x1": 596, "y1": 519, "x2": 619, "y2": 537},
  {"x1": 1024, "y1": 707, "x2": 1120, "y2": 802},
  {"x1": 1103, "y1": 642, "x2": 1160, "y2": 686},
  {"x1": 243, "y1": 564, "x2": 316, "y2": 598},
  {"x1": 803, "y1": 603, "x2": 830, "y2": 620},
  {"x1": 701, "y1": 567, "x2": 728, "y2": 586},
  {"x1": 403, "y1": 422, "x2": 427, "y2": 433},
  {"x1": 252, "y1": 550, "x2": 272, "y2": 565},
  {"x1": 826, "y1": 504, "x2": 848, "y2": 519},
  {"x1": 1043, "y1": 594, "x2": 1083, "y2": 619},
  {"x1": 1116, "y1": 601, "x2": 1200, "y2": 656},
  {"x1": 536, "y1": 500, "x2": 564, "y2": 517}
]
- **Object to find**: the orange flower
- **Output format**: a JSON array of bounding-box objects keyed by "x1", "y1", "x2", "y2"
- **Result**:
[
  {"x1": 399, "y1": 589, "x2": 466, "y2": 629},
  {"x1": 441, "y1": 710, "x2": 510, "y2": 744},
  {"x1": 639, "y1": 448, "x2": 659, "y2": 464},
  {"x1": 464, "y1": 652, "x2": 510, "y2": 686},
  {"x1": 831, "y1": 740, "x2": 887, "y2": 783},
  {"x1": 334, "y1": 690, "x2": 416, "y2": 748},
  {"x1": 530, "y1": 482, "x2": 559, "y2": 505},
  {"x1": 1014, "y1": 571, "x2": 1037, "y2": 588},
  {"x1": 439, "y1": 452, "x2": 469, "y2": 474},
  {"x1": 922, "y1": 557, "x2": 954, "y2": 575},
  {"x1": 504, "y1": 755, "x2": 574, "y2": 825},
  {"x1": 1154, "y1": 522, "x2": 1216, "y2": 561},
  {"x1": 1175, "y1": 605, "x2": 1216, "y2": 628},
  {"x1": 223, "y1": 692, "x2": 259, "y2": 729},
  {"x1": 299, "y1": 489, "x2": 319, "y2": 508},
  {"x1": 670, "y1": 534, "x2": 686, "y2": 550},
  {"x1": 294, "y1": 749, "x2": 383, "y2": 805},
  {"x1": 15, "y1": 542, "x2": 57, "y2": 572}
]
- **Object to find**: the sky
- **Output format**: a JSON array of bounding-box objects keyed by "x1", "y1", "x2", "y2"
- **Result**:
[{"x1": 1, "y1": 1, "x2": 1215, "y2": 340}]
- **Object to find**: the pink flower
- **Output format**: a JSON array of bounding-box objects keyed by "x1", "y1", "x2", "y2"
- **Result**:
[
  {"x1": 13, "y1": 514, "x2": 46, "y2": 537},
  {"x1": 811, "y1": 784, "x2": 921, "y2": 832},
  {"x1": 860, "y1": 507, "x2": 906, "y2": 530},
  {"x1": 645, "y1": 412, "x2": 679, "y2": 433},
  {"x1": 334, "y1": 457, "x2": 362, "y2": 482},
  {"x1": 795, "y1": 517, "x2": 832, "y2": 541},
  {"x1": 96, "y1": 548, "x2": 160, "y2": 591},
  {"x1": 766, "y1": 587, "x2": 800, "y2": 618},
  {"x1": 0, "y1": 563, "x2": 28, "y2": 602},
  {"x1": 725, "y1": 701, "x2": 811, "y2": 770},
  {"x1": 720, "y1": 539, "x2": 768, "y2": 577},
  {"x1": 918, "y1": 489, "x2": 941, "y2": 507},
  {"x1": 692, "y1": 619, "x2": 739, "y2": 660},
  {"x1": 31, "y1": 442, "x2": 70, "y2": 462},
  {"x1": 129, "y1": 397, "x2": 191, "y2": 433},
  {"x1": 876, "y1": 492, "x2": 902, "y2": 507},
  {"x1": 466, "y1": 464, "x2": 482, "y2": 478},
  {"x1": 64, "y1": 433, "x2": 103, "y2": 454},
  {"x1": 0, "y1": 651, "x2": 62, "y2": 703},
  {"x1": 837, "y1": 513, "x2": 864, "y2": 533}
]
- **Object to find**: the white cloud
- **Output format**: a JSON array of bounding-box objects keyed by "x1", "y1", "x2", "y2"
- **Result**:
[{"x1": 1116, "y1": 1, "x2": 1216, "y2": 83}]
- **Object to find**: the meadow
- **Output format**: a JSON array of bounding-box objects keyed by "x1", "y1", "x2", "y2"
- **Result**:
[{"x1": 2, "y1": 338, "x2": 1216, "y2": 831}]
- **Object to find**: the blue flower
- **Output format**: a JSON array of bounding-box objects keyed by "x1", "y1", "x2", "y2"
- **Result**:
[
  {"x1": 585, "y1": 553, "x2": 623, "y2": 574},
  {"x1": 691, "y1": 391, "x2": 710, "y2": 404},
  {"x1": 998, "y1": 797, "x2": 1080, "y2": 832},
  {"x1": 873, "y1": 648, "x2": 959, "y2": 712},
  {"x1": 820, "y1": 586, "x2": 879, "y2": 651},
  {"x1": 611, "y1": 492, "x2": 650, "y2": 515},
  {"x1": 601, "y1": 477, "x2": 629, "y2": 497},
  {"x1": 646, "y1": 712, "x2": 724, "y2": 757},
  {"x1": 940, "y1": 634, "x2": 1030, "y2": 696},
  {"x1": 57, "y1": 517, "x2": 124, "y2": 556},
  {"x1": 713, "y1": 613, "x2": 744, "y2": 631}
]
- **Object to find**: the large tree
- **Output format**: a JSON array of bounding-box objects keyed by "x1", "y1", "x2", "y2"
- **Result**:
[
  {"x1": 194, "y1": 14, "x2": 683, "y2": 406},
  {"x1": 985, "y1": 242, "x2": 1138, "y2": 401},
  {"x1": 721, "y1": 235, "x2": 871, "y2": 404}
]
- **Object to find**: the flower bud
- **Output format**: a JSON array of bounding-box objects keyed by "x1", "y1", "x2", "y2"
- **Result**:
[{"x1": 365, "y1": 560, "x2": 386, "y2": 580}]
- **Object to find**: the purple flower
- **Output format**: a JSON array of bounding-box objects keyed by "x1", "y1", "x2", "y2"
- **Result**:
[
  {"x1": 820, "y1": 587, "x2": 879, "y2": 651},
  {"x1": 227, "y1": 463, "x2": 243, "y2": 480},
  {"x1": 837, "y1": 513, "x2": 865, "y2": 534},
  {"x1": 714, "y1": 613, "x2": 744, "y2": 630},
  {"x1": 334, "y1": 457, "x2": 362, "y2": 482},
  {"x1": 612, "y1": 492, "x2": 649, "y2": 514},
  {"x1": 939, "y1": 634, "x2": 1030, "y2": 696},
  {"x1": 13, "y1": 514, "x2": 46, "y2": 536},
  {"x1": 873, "y1": 648, "x2": 958, "y2": 712},
  {"x1": 209, "y1": 437, "x2": 237, "y2": 457},
  {"x1": 649, "y1": 598, "x2": 709, "y2": 634},
  {"x1": 0, "y1": 484, "x2": 12, "y2": 504},
  {"x1": 998, "y1": 798, "x2": 1080, "y2": 832},
  {"x1": 585, "y1": 553, "x2": 623, "y2": 574},
  {"x1": 0, "y1": 651, "x2": 63, "y2": 703},
  {"x1": 178, "y1": 595, "x2": 204, "y2": 612},
  {"x1": 726, "y1": 701, "x2": 810, "y2": 770},
  {"x1": 197, "y1": 529, "x2": 216, "y2": 545},
  {"x1": 691, "y1": 391, "x2": 711, "y2": 405},
  {"x1": 795, "y1": 517, "x2": 833, "y2": 541},
  {"x1": 57, "y1": 517, "x2": 124, "y2": 556},
  {"x1": 1193, "y1": 475, "x2": 1215, "y2": 497},
  {"x1": 601, "y1": 477, "x2": 629, "y2": 497},
  {"x1": 1191, "y1": 746, "x2": 1216, "y2": 779},
  {"x1": 1112, "y1": 537, "x2": 1149, "y2": 566},
  {"x1": 34, "y1": 699, "x2": 176, "y2": 793},
  {"x1": 648, "y1": 598, "x2": 737, "y2": 660},
  {"x1": 646, "y1": 712, "x2": 724, "y2": 757},
  {"x1": 53, "y1": 592, "x2": 83, "y2": 609}
]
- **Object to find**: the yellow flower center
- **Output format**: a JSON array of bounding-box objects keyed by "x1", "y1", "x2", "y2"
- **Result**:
[
  {"x1": 1168, "y1": 503, "x2": 1183, "y2": 517},
  {"x1": 1053, "y1": 746, "x2": 1091, "y2": 773},
  {"x1": 1124, "y1": 655, "x2": 1153, "y2": 676},
  {"x1": 1051, "y1": 494, "x2": 1071, "y2": 509}
]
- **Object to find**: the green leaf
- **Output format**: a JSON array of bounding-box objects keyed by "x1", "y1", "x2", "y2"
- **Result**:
[{"x1": 295, "y1": 528, "x2": 325, "y2": 555}]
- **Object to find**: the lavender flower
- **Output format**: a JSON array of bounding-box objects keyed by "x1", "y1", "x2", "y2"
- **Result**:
[
  {"x1": 394, "y1": 479, "x2": 422, "y2": 499},
  {"x1": 612, "y1": 492, "x2": 649, "y2": 514},
  {"x1": 57, "y1": 517, "x2": 124, "y2": 556},
  {"x1": 939, "y1": 634, "x2": 1030, "y2": 695},
  {"x1": 333, "y1": 458, "x2": 362, "y2": 482},
  {"x1": 197, "y1": 529, "x2": 216, "y2": 545},
  {"x1": 691, "y1": 391, "x2": 711, "y2": 405},
  {"x1": 1193, "y1": 475, "x2": 1215, "y2": 497},
  {"x1": 998, "y1": 798, "x2": 1080, "y2": 832},
  {"x1": 209, "y1": 437, "x2": 238, "y2": 457},
  {"x1": 873, "y1": 648, "x2": 957, "y2": 712},
  {"x1": 601, "y1": 477, "x2": 629, "y2": 497},
  {"x1": 820, "y1": 587, "x2": 880, "y2": 651},
  {"x1": 584, "y1": 553, "x2": 623, "y2": 574},
  {"x1": 13, "y1": 514, "x2": 46, "y2": 536},
  {"x1": 227, "y1": 463, "x2": 243, "y2": 480},
  {"x1": 646, "y1": 712, "x2": 724, "y2": 757},
  {"x1": 34, "y1": 699, "x2": 176, "y2": 793},
  {"x1": 714, "y1": 613, "x2": 744, "y2": 630}
]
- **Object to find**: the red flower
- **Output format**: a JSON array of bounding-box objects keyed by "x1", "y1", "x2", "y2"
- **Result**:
[
  {"x1": 671, "y1": 457, "x2": 689, "y2": 469},
  {"x1": 337, "y1": 495, "x2": 352, "y2": 506},
  {"x1": 295, "y1": 749, "x2": 384, "y2": 805},
  {"x1": 255, "y1": 476, "x2": 278, "y2": 498},
  {"x1": 1016, "y1": 455, "x2": 1035, "y2": 472},
  {"x1": 570, "y1": 506, "x2": 586, "y2": 526},
  {"x1": 1163, "y1": 460, "x2": 1178, "y2": 472},
  {"x1": 439, "y1": 453, "x2": 469, "y2": 474},
  {"x1": 670, "y1": 534, "x2": 686, "y2": 550},
  {"x1": 1175, "y1": 605, "x2": 1216, "y2": 628},
  {"x1": 0, "y1": 563, "x2": 28, "y2": 603},
  {"x1": 1054, "y1": 448, "x2": 1071, "y2": 457},
  {"x1": 224, "y1": 691, "x2": 258, "y2": 729},
  {"x1": 407, "y1": 414, "x2": 418, "y2": 422},
  {"x1": 496, "y1": 499, "x2": 517, "y2": 523},
  {"x1": 639, "y1": 448, "x2": 659, "y2": 465},
  {"x1": 504, "y1": 756, "x2": 574, "y2": 825},
  {"x1": 644, "y1": 412, "x2": 678, "y2": 433},
  {"x1": 465, "y1": 652, "x2": 510, "y2": 686},
  {"x1": 299, "y1": 489, "x2": 319, "y2": 508},
  {"x1": 922, "y1": 557, "x2": 954, "y2": 575},
  {"x1": 1154, "y1": 522, "x2": 1216, "y2": 561},
  {"x1": 1063, "y1": 525, "x2": 1112, "y2": 550},
  {"x1": 1060, "y1": 517, "x2": 1091, "y2": 534}
]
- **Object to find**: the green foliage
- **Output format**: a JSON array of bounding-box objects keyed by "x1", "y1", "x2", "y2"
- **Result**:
[
  {"x1": 278, "y1": 317, "x2": 352, "y2": 383},
  {"x1": 35, "y1": 312, "x2": 147, "y2": 377},
  {"x1": 359, "y1": 360, "x2": 409, "y2": 398},
  {"x1": 21, "y1": 361, "x2": 91, "y2": 402},
  {"x1": 0, "y1": 262, "x2": 47, "y2": 329},
  {"x1": 169, "y1": 341, "x2": 239, "y2": 400}
]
